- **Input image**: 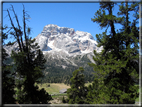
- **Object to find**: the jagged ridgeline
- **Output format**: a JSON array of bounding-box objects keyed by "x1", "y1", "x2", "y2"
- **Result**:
[{"x1": 4, "y1": 24, "x2": 103, "y2": 84}]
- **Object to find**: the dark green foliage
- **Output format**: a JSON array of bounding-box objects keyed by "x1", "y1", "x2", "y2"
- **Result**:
[
  {"x1": 4, "y1": 5, "x2": 52, "y2": 104},
  {"x1": 87, "y1": 1, "x2": 139, "y2": 104},
  {"x1": 85, "y1": 78, "x2": 101, "y2": 104},
  {"x1": 41, "y1": 63, "x2": 73, "y2": 84},
  {"x1": 67, "y1": 67, "x2": 87, "y2": 104},
  {"x1": 2, "y1": 28, "x2": 16, "y2": 104}
]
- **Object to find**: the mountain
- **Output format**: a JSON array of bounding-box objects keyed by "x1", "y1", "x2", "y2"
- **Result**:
[
  {"x1": 35, "y1": 24, "x2": 102, "y2": 65},
  {"x1": 4, "y1": 24, "x2": 103, "y2": 84},
  {"x1": 35, "y1": 24, "x2": 102, "y2": 55}
]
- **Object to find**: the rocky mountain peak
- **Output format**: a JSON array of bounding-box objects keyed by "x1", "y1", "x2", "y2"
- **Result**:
[
  {"x1": 35, "y1": 24, "x2": 103, "y2": 56},
  {"x1": 41, "y1": 24, "x2": 75, "y2": 38},
  {"x1": 4, "y1": 24, "x2": 103, "y2": 58}
]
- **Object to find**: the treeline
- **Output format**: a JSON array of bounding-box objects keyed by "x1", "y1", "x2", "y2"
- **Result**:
[
  {"x1": 40, "y1": 53, "x2": 95, "y2": 84},
  {"x1": 41, "y1": 63, "x2": 94, "y2": 85}
]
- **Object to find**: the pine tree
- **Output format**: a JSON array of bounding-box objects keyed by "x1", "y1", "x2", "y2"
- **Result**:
[
  {"x1": 88, "y1": 1, "x2": 139, "y2": 104},
  {"x1": 85, "y1": 78, "x2": 100, "y2": 104},
  {"x1": 2, "y1": 27, "x2": 16, "y2": 104},
  {"x1": 5, "y1": 5, "x2": 52, "y2": 104},
  {"x1": 66, "y1": 67, "x2": 87, "y2": 104}
]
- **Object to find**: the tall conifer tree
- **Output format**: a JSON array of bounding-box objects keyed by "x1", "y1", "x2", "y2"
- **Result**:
[
  {"x1": 88, "y1": 1, "x2": 139, "y2": 104},
  {"x1": 5, "y1": 5, "x2": 52, "y2": 104},
  {"x1": 67, "y1": 67, "x2": 87, "y2": 104}
]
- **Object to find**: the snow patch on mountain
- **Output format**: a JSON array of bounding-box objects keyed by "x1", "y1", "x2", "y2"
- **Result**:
[
  {"x1": 38, "y1": 24, "x2": 103, "y2": 56},
  {"x1": 4, "y1": 24, "x2": 103, "y2": 60}
]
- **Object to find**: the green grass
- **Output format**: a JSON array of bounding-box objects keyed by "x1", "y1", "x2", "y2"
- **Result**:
[
  {"x1": 52, "y1": 93, "x2": 67, "y2": 98},
  {"x1": 38, "y1": 84, "x2": 60, "y2": 94},
  {"x1": 37, "y1": 83, "x2": 70, "y2": 94},
  {"x1": 37, "y1": 82, "x2": 93, "y2": 94}
]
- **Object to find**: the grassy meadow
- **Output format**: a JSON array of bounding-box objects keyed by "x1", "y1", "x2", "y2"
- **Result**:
[
  {"x1": 36, "y1": 83, "x2": 70, "y2": 94},
  {"x1": 36, "y1": 82, "x2": 93, "y2": 95},
  {"x1": 35, "y1": 82, "x2": 93, "y2": 104}
]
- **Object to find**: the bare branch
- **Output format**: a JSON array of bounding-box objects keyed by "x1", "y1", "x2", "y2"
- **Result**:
[
  {"x1": 11, "y1": 5, "x2": 25, "y2": 51},
  {"x1": 23, "y1": 4, "x2": 29, "y2": 53},
  {"x1": 7, "y1": 8, "x2": 22, "y2": 52},
  {"x1": 7, "y1": 9, "x2": 15, "y2": 29},
  {"x1": 11, "y1": 5, "x2": 21, "y2": 30}
]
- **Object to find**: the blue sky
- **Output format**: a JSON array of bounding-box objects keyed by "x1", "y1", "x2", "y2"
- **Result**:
[{"x1": 2, "y1": 2, "x2": 139, "y2": 43}]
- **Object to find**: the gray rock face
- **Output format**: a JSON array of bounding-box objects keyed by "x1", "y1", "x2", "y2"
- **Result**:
[
  {"x1": 69, "y1": 47, "x2": 81, "y2": 54},
  {"x1": 41, "y1": 24, "x2": 75, "y2": 37},
  {"x1": 35, "y1": 34, "x2": 48, "y2": 51},
  {"x1": 4, "y1": 24, "x2": 103, "y2": 58}
]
